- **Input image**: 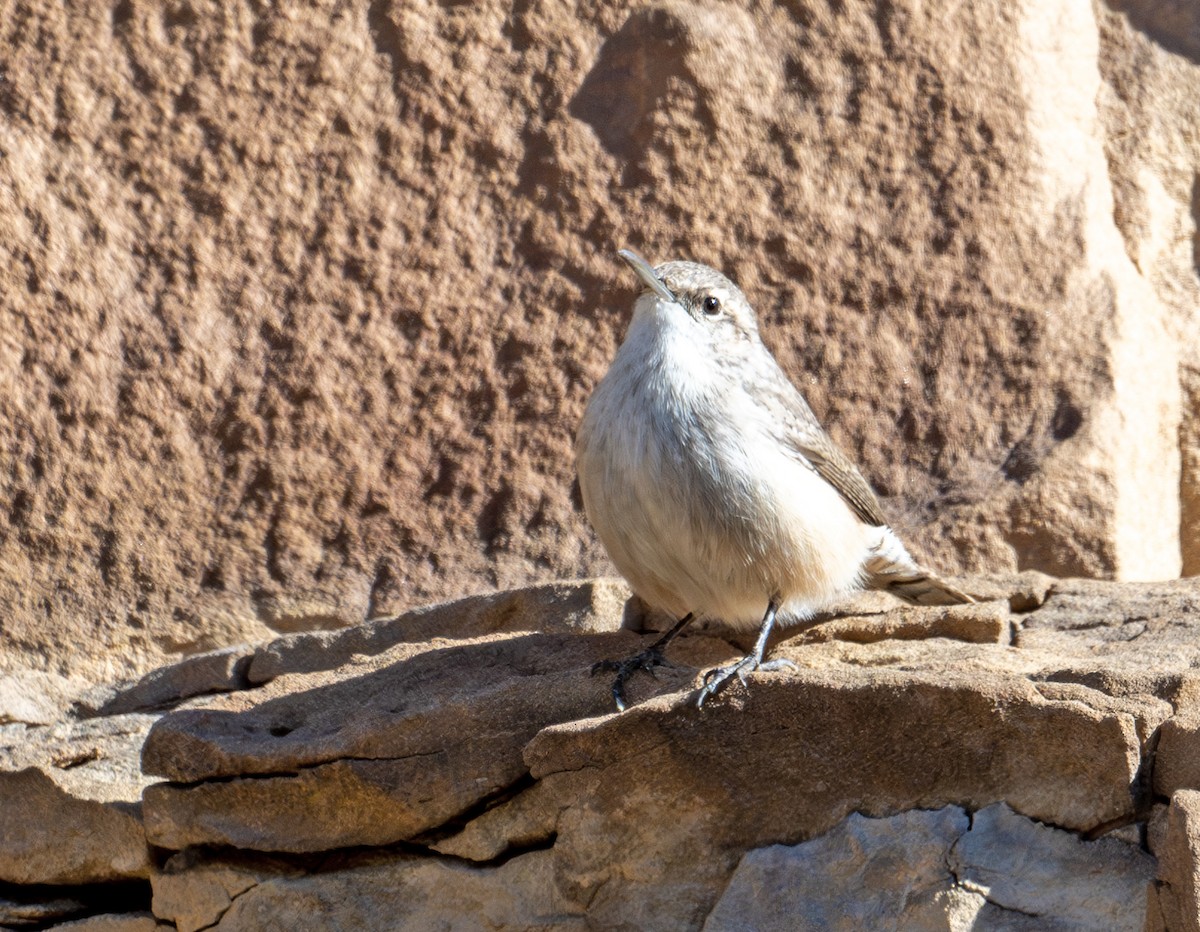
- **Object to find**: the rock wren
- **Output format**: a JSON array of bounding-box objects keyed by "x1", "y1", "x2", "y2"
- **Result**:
[{"x1": 577, "y1": 249, "x2": 973, "y2": 710}]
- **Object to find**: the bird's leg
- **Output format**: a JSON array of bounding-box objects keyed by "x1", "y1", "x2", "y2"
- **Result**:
[
  {"x1": 696, "y1": 597, "x2": 797, "y2": 708},
  {"x1": 592, "y1": 612, "x2": 696, "y2": 711}
]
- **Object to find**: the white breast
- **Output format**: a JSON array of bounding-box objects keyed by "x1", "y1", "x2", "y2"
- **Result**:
[{"x1": 577, "y1": 298, "x2": 874, "y2": 629}]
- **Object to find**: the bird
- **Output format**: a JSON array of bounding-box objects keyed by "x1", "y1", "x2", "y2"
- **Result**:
[{"x1": 576, "y1": 249, "x2": 973, "y2": 710}]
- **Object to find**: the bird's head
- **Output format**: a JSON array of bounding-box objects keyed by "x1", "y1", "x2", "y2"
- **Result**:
[{"x1": 618, "y1": 249, "x2": 762, "y2": 351}]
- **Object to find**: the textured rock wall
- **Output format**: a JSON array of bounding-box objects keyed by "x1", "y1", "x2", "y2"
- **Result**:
[{"x1": 1, "y1": 0, "x2": 1199, "y2": 682}]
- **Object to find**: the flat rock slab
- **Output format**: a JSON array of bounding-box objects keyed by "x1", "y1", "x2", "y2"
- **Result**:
[
  {"x1": 141, "y1": 630, "x2": 666, "y2": 852},
  {"x1": 45, "y1": 914, "x2": 160, "y2": 932},
  {"x1": 0, "y1": 769, "x2": 149, "y2": 885},
  {"x1": 139, "y1": 576, "x2": 1186, "y2": 872},
  {"x1": 950, "y1": 803, "x2": 1154, "y2": 926},
  {"x1": 704, "y1": 803, "x2": 1153, "y2": 931},
  {"x1": 1149, "y1": 790, "x2": 1200, "y2": 932},
  {"x1": 152, "y1": 851, "x2": 304, "y2": 932},
  {"x1": 146, "y1": 757, "x2": 499, "y2": 853},
  {"x1": 704, "y1": 807, "x2": 974, "y2": 931},
  {"x1": 246, "y1": 578, "x2": 631, "y2": 684},
  {"x1": 0, "y1": 715, "x2": 156, "y2": 884},
  {"x1": 516, "y1": 668, "x2": 1149, "y2": 926},
  {"x1": 527, "y1": 669, "x2": 1145, "y2": 835},
  {"x1": 77, "y1": 646, "x2": 256, "y2": 718},
  {"x1": 1017, "y1": 579, "x2": 1200, "y2": 684},
  {"x1": 159, "y1": 850, "x2": 577, "y2": 932},
  {"x1": 0, "y1": 671, "x2": 92, "y2": 726},
  {"x1": 1156, "y1": 710, "x2": 1200, "y2": 796},
  {"x1": 789, "y1": 599, "x2": 1009, "y2": 646}
]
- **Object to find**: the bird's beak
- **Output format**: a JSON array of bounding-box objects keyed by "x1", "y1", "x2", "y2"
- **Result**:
[{"x1": 618, "y1": 248, "x2": 676, "y2": 303}]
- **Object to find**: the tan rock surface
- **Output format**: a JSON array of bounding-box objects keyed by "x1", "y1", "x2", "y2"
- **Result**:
[
  {"x1": 527, "y1": 670, "x2": 1145, "y2": 831},
  {"x1": 1149, "y1": 790, "x2": 1200, "y2": 932},
  {"x1": 130, "y1": 575, "x2": 1192, "y2": 927},
  {"x1": 787, "y1": 598, "x2": 1008, "y2": 646},
  {"x1": 518, "y1": 671, "x2": 1148, "y2": 925},
  {"x1": 245, "y1": 577, "x2": 632, "y2": 683},
  {"x1": 140, "y1": 627, "x2": 649, "y2": 851},
  {"x1": 209, "y1": 850, "x2": 576, "y2": 932},
  {"x1": 79, "y1": 645, "x2": 256, "y2": 717},
  {"x1": 46, "y1": 915, "x2": 160, "y2": 932},
  {"x1": 1015, "y1": 578, "x2": 1200, "y2": 707},
  {"x1": 152, "y1": 851, "x2": 303, "y2": 932},
  {"x1": 1158, "y1": 712, "x2": 1200, "y2": 797},
  {"x1": 703, "y1": 804, "x2": 1154, "y2": 931},
  {"x1": 6, "y1": 576, "x2": 1200, "y2": 927},
  {"x1": 0, "y1": 670, "x2": 92, "y2": 725},
  {"x1": 0, "y1": 768, "x2": 148, "y2": 885},
  {"x1": 141, "y1": 629, "x2": 637, "y2": 780},
  {"x1": 0, "y1": 0, "x2": 1198, "y2": 682},
  {"x1": 1184, "y1": 365, "x2": 1200, "y2": 576},
  {"x1": 0, "y1": 715, "x2": 155, "y2": 884}
]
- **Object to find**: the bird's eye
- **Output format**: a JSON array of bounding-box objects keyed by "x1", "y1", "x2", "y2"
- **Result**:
[{"x1": 702, "y1": 295, "x2": 722, "y2": 316}]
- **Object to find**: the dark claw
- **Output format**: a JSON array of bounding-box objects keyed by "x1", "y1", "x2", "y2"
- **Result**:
[
  {"x1": 696, "y1": 656, "x2": 797, "y2": 709},
  {"x1": 592, "y1": 648, "x2": 672, "y2": 711},
  {"x1": 696, "y1": 660, "x2": 747, "y2": 708}
]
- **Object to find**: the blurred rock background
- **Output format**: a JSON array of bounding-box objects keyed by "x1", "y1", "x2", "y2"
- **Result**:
[{"x1": 0, "y1": 0, "x2": 1198, "y2": 681}]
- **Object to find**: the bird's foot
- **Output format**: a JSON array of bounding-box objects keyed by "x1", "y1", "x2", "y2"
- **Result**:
[
  {"x1": 696, "y1": 655, "x2": 797, "y2": 708},
  {"x1": 592, "y1": 647, "x2": 674, "y2": 712}
]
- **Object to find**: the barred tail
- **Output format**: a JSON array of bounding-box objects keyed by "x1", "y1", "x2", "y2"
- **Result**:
[
  {"x1": 862, "y1": 526, "x2": 975, "y2": 606},
  {"x1": 877, "y1": 572, "x2": 975, "y2": 606}
]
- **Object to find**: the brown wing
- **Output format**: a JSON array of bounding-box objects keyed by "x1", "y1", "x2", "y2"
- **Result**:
[
  {"x1": 793, "y1": 428, "x2": 888, "y2": 527},
  {"x1": 757, "y1": 372, "x2": 889, "y2": 528}
]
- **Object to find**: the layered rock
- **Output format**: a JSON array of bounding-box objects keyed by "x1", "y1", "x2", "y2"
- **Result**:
[
  {"x1": 0, "y1": 715, "x2": 156, "y2": 928},
  {"x1": 1, "y1": 577, "x2": 1199, "y2": 928},
  {"x1": 0, "y1": 716, "x2": 154, "y2": 887}
]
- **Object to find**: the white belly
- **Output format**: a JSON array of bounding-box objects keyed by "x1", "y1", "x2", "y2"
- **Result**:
[{"x1": 577, "y1": 366, "x2": 872, "y2": 629}]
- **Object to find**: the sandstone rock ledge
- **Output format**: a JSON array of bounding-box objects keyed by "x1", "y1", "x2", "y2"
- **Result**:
[{"x1": 5, "y1": 575, "x2": 1200, "y2": 929}]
